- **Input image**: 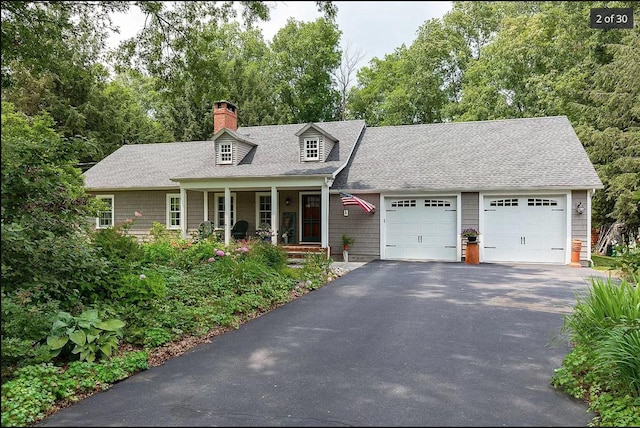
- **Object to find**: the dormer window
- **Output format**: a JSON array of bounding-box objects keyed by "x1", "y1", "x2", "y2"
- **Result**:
[
  {"x1": 218, "y1": 143, "x2": 232, "y2": 164},
  {"x1": 304, "y1": 138, "x2": 319, "y2": 161}
]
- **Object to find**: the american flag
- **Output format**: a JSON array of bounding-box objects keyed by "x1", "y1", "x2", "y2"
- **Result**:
[{"x1": 340, "y1": 192, "x2": 376, "y2": 214}]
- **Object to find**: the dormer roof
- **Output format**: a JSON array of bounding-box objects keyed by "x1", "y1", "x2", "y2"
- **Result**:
[{"x1": 295, "y1": 122, "x2": 339, "y2": 143}]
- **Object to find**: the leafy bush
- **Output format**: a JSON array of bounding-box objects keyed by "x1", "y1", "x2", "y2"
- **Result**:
[
  {"x1": 142, "y1": 240, "x2": 178, "y2": 265},
  {"x1": 111, "y1": 271, "x2": 167, "y2": 305},
  {"x1": 613, "y1": 245, "x2": 640, "y2": 284},
  {"x1": 46, "y1": 309, "x2": 125, "y2": 363},
  {"x1": 301, "y1": 253, "x2": 333, "y2": 289},
  {"x1": 1, "y1": 351, "x2": 148, "y2": 427},
  {"x1": 1, "y1": 291, "x2": 60, "y2": 376},
  {"x1": 552, "y1": 274, "x2": 640, "y2": 426},
  {"x1": 248, "y1": 241, "x2": 288, "y2": 271}
]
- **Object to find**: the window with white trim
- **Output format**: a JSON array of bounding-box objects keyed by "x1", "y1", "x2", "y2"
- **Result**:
[
  {"x1": 166, "y1": 194, "x2": 181, "y2": 229},
  {"x1": 218, "y1": 143, "x2": 232, "y2": 164},
  {"x1": 304, "y1": 138, "x2": 319, "y2": 161},
  {"x1": 215, "y1": 193, "x2": 236, "y2": 228},
  {"x1": 96, "y1": 195, "x2": 114, "y2": 228},
  {"x1": 256, "y1": 193, "x2": 272, "y2": 228}
]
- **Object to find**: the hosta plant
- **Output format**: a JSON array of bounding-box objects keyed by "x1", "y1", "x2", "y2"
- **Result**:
[{"x1": 46, "y1": 309, "x2": 125, "y2": 363}]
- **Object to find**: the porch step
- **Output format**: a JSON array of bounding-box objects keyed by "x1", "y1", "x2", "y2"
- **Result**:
[{"x1": 282, "y1": 245, "x2": 328, "y2": 266}]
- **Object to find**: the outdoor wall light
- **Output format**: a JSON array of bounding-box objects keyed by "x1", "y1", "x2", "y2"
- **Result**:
[
  {"x1": 576, "y1": 202, "x2": 585, "y2": 214},
  {"x1": 285, "y1": 197, "x2": 291, "y2": 205}
]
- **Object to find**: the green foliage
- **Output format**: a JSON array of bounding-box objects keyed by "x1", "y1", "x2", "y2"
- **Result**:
[
  {"x1": 142, "y1": 327, "x2": 173, "y2": 348},
  {"x1": 270, "y1": 18, "x2": 342, "y2": 123},
  {"x1": 46, "y1": 310, "x2": 125, "y2": 363},
  {"x1": 553, "y1": 273, "x2": 640, "y2": 425},
  {"x1": 596, "y1": 324, "x2": 640, "y2": 397},
  {"x1": 1, "y1": 102, "x2": 110, "y2": 306},
  {"x1": 613, "y1": 246, "x2": 640, "y2": 284},
  {"x1": 112, "y1": 271, "x2": 167, "y2": 305},
  {"x1": 301, "y1": 253, "x2": 333, "y2": 289},
  {"x1": 248, "y1": 241, "x2": 288, "y2": 271},
  {"x1": 341, "y1": 234, "x2": 355, "y2": 247},
  {"x1": 1, "y1": 351, "x2": 148, "y2": 427},
  {"x1": 1, "y1": 291, "x2": 61, "y2": 376}
]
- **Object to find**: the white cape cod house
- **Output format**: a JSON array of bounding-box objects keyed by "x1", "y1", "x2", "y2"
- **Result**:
[{"x1": 84, "y1": 101, "x2": 603, "y2": 266}]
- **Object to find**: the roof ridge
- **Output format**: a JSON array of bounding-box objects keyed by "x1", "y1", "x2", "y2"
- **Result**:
[{"x1": 367, "y1": 115, "x2": 568, "y2": 130}]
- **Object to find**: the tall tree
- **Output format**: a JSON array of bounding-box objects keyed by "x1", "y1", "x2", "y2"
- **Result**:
[
  {"x1": 576, "y1": 31, "x2": 640, "y2": 235},
  {"x1": 270, "y1": 17, "x2": 342, "y2": 123}
]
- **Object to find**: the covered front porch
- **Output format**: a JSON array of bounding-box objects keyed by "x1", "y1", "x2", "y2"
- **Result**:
[{"x1": 176, "y1": 175, "x2": 335, "y2": 248}]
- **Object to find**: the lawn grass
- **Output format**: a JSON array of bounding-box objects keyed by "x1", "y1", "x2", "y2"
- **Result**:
[{"x1": 591, "y1": 254, "x2": 618, "y2": 268}]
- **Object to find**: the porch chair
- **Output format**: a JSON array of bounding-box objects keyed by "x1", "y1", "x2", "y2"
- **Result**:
[{"x1": 231, "y1": 220, "x2": 249, "y2": 240}]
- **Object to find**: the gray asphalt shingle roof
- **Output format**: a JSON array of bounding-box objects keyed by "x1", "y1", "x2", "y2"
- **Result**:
[
  {"x1": 333, "y1": 115, "x2": 603, "y2": 191},
  {"x1": 84, "y1": 120, "x2": 366, "y2": 189},
  {"x1": 84, "y1": 115, "x2": 602, "y2": 191}
]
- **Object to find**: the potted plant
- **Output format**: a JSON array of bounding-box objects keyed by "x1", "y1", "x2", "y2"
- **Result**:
[
  {"x1": 341, "y1": 234, "x2": 355, "y2": 251},
  {"x1": 256, "y1": 223, "x2": 273, "y2": 241},
  {"x1": 461, "y1": 228, "x2": 479, "y2": 242}
]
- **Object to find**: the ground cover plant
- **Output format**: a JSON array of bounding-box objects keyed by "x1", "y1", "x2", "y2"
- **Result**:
[
  {"x1": 551, "y1": 261, "x2": 640, "y2": 427},
  {"x1": 1, "y1": 218, "x2": 337, "y2": 427}
]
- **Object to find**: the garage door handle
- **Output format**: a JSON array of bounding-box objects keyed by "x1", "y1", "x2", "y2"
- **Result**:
[
  {"x1": 485, "y1": 246, "x2": 496, "y2": 248},
  {"x1": 551, "y1": 247, "x2": 564, "y2": 250},
  {"x1": 386, "y1": 244, "x2": 397, "y2": 247},
  {"x1": 445, "y1": 245, "x2": 456, "y2": 248}
]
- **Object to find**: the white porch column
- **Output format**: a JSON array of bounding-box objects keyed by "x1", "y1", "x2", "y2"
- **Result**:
[
  {"x1": 203, "y1": 191, "x2": 208, "y2": 222},
  {"x1": 180, "y1": 188, "x2": 187, "y2": 238},
  {"x1": 321, "y1": 178, "x2": 332, "y2": 248},
  {"x1": 271, "y1": 186, "x2": 278, "y2": 245},
  {"x1": 224, "y1": 187, "x2": 231, "y2": 245}
]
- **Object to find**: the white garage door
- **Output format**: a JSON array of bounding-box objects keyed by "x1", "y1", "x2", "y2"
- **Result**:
[
  {"x1": 483, "y1": 195, "x2": 567, "y2": 264},
  {"x1": 385, "y1": 197, "x2": 457, "y2": 261}
]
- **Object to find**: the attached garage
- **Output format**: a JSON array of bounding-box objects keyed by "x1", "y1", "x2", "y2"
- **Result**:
[
  {"x1": 384, "y1": 196, "x2": 458, "y2": 261},
  {"x1": 482, "y1": 195, "x2": 567, "y2": 264}
]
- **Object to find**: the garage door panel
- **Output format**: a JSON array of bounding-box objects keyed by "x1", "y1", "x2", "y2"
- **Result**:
[
  {"x1": 483, "y1": 195, "x2": 566, "y2": 264},
  {"x1": 385, "y1": 197, "x2": 457, "y2": 261}
]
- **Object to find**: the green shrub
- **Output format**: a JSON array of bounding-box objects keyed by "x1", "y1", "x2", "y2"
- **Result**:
[
  {"x1": 301, "y1": 253, "x2": 333, "y2": 289},
  {"x1": 46, "y1": 309, "x2": 125, "y2": 363},
  {"x1": 92, "y1": 226, "x2": 144, "y2": 269},
  {"x1": 248, "y1": 242, "x2": 288, "y2": 271},
  {"x1": 142, "y1": 240, "x2": 178, "y2": 265},
  {"x1": 614, "y1": 246, "x2": 640, "y2": 284},
  {"x1": 562, "y1": 276, "x2": 640, "y2": 345},
  {"x1": 595, "y1": 324, "x2": 640, "y2": 397},
  {"x1": 112, "y1": 271, "x2": 167, "y2": 305}
]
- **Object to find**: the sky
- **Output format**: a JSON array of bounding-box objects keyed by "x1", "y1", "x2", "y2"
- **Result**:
[{"x1": 109, "y1": 1, "x2": 453, "y2": 70}]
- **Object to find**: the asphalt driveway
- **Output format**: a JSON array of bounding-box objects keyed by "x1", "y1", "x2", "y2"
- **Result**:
[{"x1": 38, "y1": 260, "x2": 608, "y2": 427}]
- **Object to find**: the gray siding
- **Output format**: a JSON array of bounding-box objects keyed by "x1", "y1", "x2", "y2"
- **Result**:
[
  {"x1": 186, "y1": 190, "x2": 203, "y2": 234},
  {"x1": 92, "y1": 190, "x2": 175, "y2": 240},
  {"x1": 461, "y1": 192, "x2": 479, "y2": 260},
  {"x1": 236, "y1": 141, "x2": 254, "y2": 164},
  {"x1": 571, "y1": 190, "x2": 589, "y2": 266},
  {"x1": 329, "y1": 193, "x2": 379, "y2": 262}
]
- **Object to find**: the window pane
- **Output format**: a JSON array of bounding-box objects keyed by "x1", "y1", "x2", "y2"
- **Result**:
[{"x1": 259, "y1": 195, "x2": 272, "y2": 227}]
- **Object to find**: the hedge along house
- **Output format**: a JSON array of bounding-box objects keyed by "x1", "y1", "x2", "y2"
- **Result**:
[{"x1": 84, "y1": 101, "x2": 603, "y2": 266}]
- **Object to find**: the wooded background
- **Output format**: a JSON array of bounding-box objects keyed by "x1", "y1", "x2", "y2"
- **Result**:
[{"x1": 2, "y1": 1, "x2": 638, "y2": 235}]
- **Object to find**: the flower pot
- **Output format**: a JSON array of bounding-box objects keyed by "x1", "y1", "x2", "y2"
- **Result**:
[{"x1": 466, "y1": 236, "x2": 477, "y2": 242}]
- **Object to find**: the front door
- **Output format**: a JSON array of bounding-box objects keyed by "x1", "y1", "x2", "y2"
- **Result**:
[{"x1": 301, "y1": 194, "x2": 321, "y2": 242}]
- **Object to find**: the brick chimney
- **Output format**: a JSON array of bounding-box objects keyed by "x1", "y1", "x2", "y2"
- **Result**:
[{"x1": 213, "y1": 100, "x2": 238, "y2": 133}]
